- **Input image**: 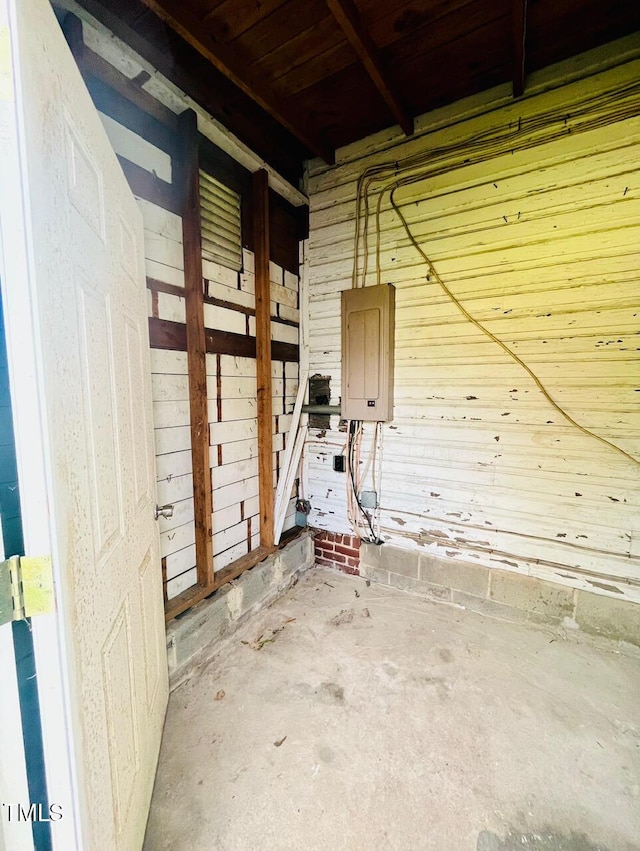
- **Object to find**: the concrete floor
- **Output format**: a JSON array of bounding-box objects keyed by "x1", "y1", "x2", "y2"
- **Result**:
[{"x1": 144, "y1": 567, "x2": 640, "y2": 851}]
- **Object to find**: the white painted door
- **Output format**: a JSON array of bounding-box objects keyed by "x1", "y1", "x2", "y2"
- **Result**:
[{"x1": 0, "y1": 1, "x2": 169, "y2": 848}]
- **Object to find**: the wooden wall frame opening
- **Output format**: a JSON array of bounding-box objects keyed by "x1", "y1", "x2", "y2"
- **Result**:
[{"x1": 61, "y1": 14, "x2": 305, "y2": 620}]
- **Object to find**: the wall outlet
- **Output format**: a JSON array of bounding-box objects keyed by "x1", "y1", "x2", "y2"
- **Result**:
[{"x1": 333, "y1": 455, "x2": 346, "y2": 472}]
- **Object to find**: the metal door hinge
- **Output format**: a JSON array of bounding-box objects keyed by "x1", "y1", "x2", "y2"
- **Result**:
[{"x1": 0, "y1": 555, "x2": 55, "y2": 626}]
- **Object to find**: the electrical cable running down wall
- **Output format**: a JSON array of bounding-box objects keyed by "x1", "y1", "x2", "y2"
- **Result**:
[
  {"x1": 347, "y1": 79, "x2": 640, "y2": 490},
  {"x1": 346, "y1": 419, "x2": 383, "y2": 543}
]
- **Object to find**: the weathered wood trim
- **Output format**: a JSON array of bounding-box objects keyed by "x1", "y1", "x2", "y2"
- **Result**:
[
  {"x1": 209, "y1": 545, "x2": 271, "y2": 591},
  {"x1": 253, "y1": 169, "x2": 275, "y2": 550},
  {"x1": 271, "y1": 340, "x2": 299, "y2": 363},
  {"x1": 274, "y1": 369, "x2": 308, "y2": 544},
  {"x1": 164, "y1": 583, "x2": 212, "y2": 623},
  {"x1": 204, "y1": 327, "x2": 254, "y2": 359},
  {"x1": 203, "y1": 294, "x2": 255, "y2": 317},
  {"x1": 117, "y1": 155, "x2": 181, "y2": 214},
  {"x1": 203, "y1": 292, "x2": 299, "y2": 326},
  {"x1": 63, "y1": 12, "x2": 179, "y2": 134},
  {"x1": 83, "y1": 68, "x2": 177, "y2": 157},
  {"x1": 178, "y1": 109, "x2": 214, "y2": 589},
  {"x1": 148, "y1": 317, "x2": 186, "y2": 350},
  {"x1": 148, "y1": 317, "x2": 300, "y2": 361},
  {"x1": 146, "y1": 277, "x2": 184, "y2": 298},
  {"x1": 164, "y1": 527, "x2": 305, "y2": 621},
  {"x1": 164, "y1": 547, "x2": 271, "y2": 622}
]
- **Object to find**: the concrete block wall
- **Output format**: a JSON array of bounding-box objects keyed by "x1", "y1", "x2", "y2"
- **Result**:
[
  {"x1": 166, "y1": 531, "x2": 314, "y2": 687},
  {"x1": 360, "y1": 542, "x2": 640, "y2": 646},
  {"x1": 313, "y1": 529, "x2": 360, "y2": 575}
]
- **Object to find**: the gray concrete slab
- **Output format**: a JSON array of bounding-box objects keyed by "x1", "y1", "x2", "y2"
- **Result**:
[{"x1": 144, "y1": 567, "x2": 640, "y2": 851}]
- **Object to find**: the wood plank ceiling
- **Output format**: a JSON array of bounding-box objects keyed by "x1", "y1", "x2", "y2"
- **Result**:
[{"x1": 77, "y1": 0, "x2": 640, "y2": 182}]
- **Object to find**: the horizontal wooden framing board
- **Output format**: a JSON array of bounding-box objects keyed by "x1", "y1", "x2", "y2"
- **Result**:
[
  {"x1": 65, "y1": 31, "x2": 179, "y2": 156},
  {"x1": 202, "y1": 292, "x2": 300, "y2": 328},
  {"x1": 147, "y1": 277, "x2": 184, "y2": 299},
  {"x1": 164, "y1": 525, "x2": 304, "y2": 621},
  {"x1": 118, "y1": 155, "x2": 181, "y2": 214},
  {"x1": 148, "y1": 317, "x2": 299, "y2": 361},
  {"x1": 63, "y1": 12, "x2": 178, "y2": 130}
]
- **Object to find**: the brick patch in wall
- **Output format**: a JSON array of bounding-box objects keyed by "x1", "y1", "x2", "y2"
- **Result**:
[{"x1": 313, "y1": 528, "x2": 360, "y2": 575}]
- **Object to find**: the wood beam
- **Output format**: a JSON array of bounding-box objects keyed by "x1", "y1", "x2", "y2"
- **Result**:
[
  {"x1": 512, "y1": 0, "x2": 528, "y2": 98},
  {"x1": 164, "y1": 524, "x2": 305, "y2": 620},
  {"x1": 62, "y1": 13, "x2": 178, "y2": 138},
  {"x1": 253, "y1": 169, "x2": 275, "y2": 551},
  {"x1": 117, "y1": 156, "x2": 181, "y2": 215},
  {"x1": 148, "y1": 317, "x2": 299, "y2": 361},
  {"x1": 178, "y1": 109, "x2": 214, "y2": 589},
  {"x1": 164, "y1": 546, "x2": 269, "y2": 621},
  {"x1": 138, "y1": 0, "x2": 334, "y2": 163},
  {"x1": 326, "y1": 0, "x2": 413, "y2": 136}
]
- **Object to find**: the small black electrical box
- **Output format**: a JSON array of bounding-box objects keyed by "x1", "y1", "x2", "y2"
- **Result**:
[{"x1": 333, "y1": 455, "x2": 346, "y2": 473}]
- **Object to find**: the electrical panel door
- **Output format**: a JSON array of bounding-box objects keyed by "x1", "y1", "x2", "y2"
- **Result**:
[{"x1": 341, "y1": 284, "x2": 395, "y2": 421}]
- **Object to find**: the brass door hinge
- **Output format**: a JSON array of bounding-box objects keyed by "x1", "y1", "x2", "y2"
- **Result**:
[{"x1": 0, "y1": 555, "x2": 55, "y2": 626}]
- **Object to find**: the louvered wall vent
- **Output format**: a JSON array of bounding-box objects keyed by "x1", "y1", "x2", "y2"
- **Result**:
[{"x1": 199, "y1": 170, "x2": 242, "y2": 271}]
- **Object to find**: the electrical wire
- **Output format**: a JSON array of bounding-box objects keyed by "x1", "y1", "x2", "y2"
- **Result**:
[
  {"x1": 346, "y1": 420, "x2": 381, "y2": 543},
  {"x1": 387, "y1": 188, "x2": 640, "y2": 470},
  {"x1": 348, "y1": 86, "x2": 640, "y2": 472}
]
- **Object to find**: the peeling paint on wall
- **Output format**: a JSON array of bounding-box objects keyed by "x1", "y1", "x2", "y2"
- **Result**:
[{"x1": 305, "y1": 55, "x2": 640, "y2": 603}]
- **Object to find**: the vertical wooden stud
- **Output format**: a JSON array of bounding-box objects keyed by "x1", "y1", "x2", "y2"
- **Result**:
[
  {"x1": 253, "y1": 169, "x2": 274, "y2": 549},
  {"x1": 178, "y1": 109, "x2": 214, "y2": 587}
]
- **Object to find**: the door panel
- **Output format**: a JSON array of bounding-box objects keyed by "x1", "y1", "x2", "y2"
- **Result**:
[{"x1": 1, "y1": 0, "x2": 169, "y2": 847}]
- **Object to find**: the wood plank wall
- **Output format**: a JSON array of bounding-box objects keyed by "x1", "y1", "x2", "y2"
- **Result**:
[
  {"x1": 305, "y1": 52, "x2": 640, "y2": 603},
  {"x1": 64, "y1": 13, "x2": 305, "y2": 615}
]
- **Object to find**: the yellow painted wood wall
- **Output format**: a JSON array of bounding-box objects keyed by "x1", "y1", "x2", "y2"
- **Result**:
[{"x1": 305, "y1": 41, "x2": 640, "y2": 603}]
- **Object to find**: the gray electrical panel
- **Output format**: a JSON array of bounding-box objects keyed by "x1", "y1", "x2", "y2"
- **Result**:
[{"x1": 341, "y1": 283, "x2": 395, "y2": 421}]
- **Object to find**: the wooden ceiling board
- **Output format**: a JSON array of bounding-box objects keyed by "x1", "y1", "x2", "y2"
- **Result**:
[
  {"x1": 76, "y1": 0, "x2": 640, "y2": 173},
  {"x1": 525, "y1": 0, "x2": 640, "y2": 74},
  {"x1": 326, "y1": 0, "x2": 414, "y2": 134},
  {"x1": 290, "y1": 6, "x2": 513, "y2": 150},
  {"x1": 395, "y1": 13, "x2": 513, "y2": 114},
  {"x1": 288, "y1": 60, "x2": 409, "y2": 150},
  {"x1": 202, "y1": 0, "x2": 290, "y2": 42},
  {"x1": 137, "y1": 0, "x2": 335, "y2": 160},
  {"x1": 270, "y1": 43, "x2": 359, "y2": 99},
  {"x1": 227, "y1": 0, "x2": 330, "y2": 64},
  {"x1": 383, "y1": 0, "x2": 511, "y2": 75},
  {"x1": 251, "y1": 15, "x2": 354, "y2": 94},
  {"x1": 358, "y1": 0, "x2": 482, "y2": 51},
  {"x1": 74, "y1": 0, "x2": 310, "y2": 180}
]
